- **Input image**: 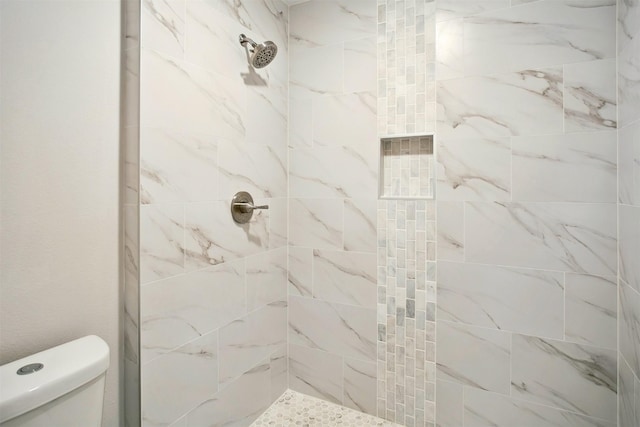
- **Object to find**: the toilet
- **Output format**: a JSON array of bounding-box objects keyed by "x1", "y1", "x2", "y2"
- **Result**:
[{"x1": 0, "y1": 335, "x2": 109, "y2": 427}]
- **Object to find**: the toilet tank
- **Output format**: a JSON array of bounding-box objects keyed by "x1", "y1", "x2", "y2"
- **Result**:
[{"x1": 0, "y1": 335, "x2": 110, "y2": 427}]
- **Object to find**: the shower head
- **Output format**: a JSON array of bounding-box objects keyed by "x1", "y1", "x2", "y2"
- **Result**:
[{"x1": 239, "y1": 34, "x2": 278, "y2": 69}]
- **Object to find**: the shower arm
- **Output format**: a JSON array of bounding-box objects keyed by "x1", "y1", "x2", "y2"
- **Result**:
[{"x1": 239, "y1": 34, "x2": 258, "y2": 49}]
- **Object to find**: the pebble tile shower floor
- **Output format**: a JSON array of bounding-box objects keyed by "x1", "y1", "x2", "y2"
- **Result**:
[{"x1": 251, "y1": 390, "x2": 402, "y2": 426}]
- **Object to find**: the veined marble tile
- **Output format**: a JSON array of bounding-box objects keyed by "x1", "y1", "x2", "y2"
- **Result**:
[
  {"x1": 464, "y1": 387, "x2": 616, "y2": 427},
  {"x1": 313, "y1": 92, "x2": 377, "y2": 149},
  {"x1": 437, "y1": 68, "x2": 563, "y2": 139},
  {"x1": 270, "y1": 344, "x2": 287, "y2": 401},
  {"x1": 618, "y1": 119, "x2": 640, "y2": 206},
  {"x1": 290, "y1": 146, "x2": 377, "y2": 199},
  {"x1": 437, "y1": 137, "x2": 511, "y2": 201},
  {"x1": 141, "y1": 259, "x2": 245, "y2": 363},
  {"x1": 289, "y1": 198, "x2": 343, "y2": 250},
  {"x1": 218, "y1": 301, "x2": 286, "y2": 386},
  {"x1": 288, "y1": 343, "x2": 343, "y2": 405},
  {"x1": 620, "y1": 281, "x2": 640, "y2": 377},
  {"x1": 437, "y1": 261, "x2": 564, "y2": 339},
  {"x1": 464, "y1": 0, "x2": 616, "y2": 76},
  {"x1": 184, "y1": 1, "x2": 246, "y2": 77},
  {"x1": 141, "y1": 0, "x2": 185, "y2": 59},
  {"x1": 436, "y1": 0, "x2": 510, "y2": 22},
  {"x1": 436, "y1": 201, "x2": 464, "y2": 261},
  {"x1": 288, "y1": 246, "x2": 313, "y2": 297},
  {"x1": 205, "y1": 0, "x2": 288, "y2": 51},
  {"x1": 140, "y1": 128, "x2": 217, "y2": 204},
  {"x1": 619, "y1": 354, "x2": 638, "y2": 427},
  {"x1": 512, "y1": 131, "x2": 617, "y2": 203},
  {"x1": 344, "y1": 37, "x2": 377, "y2": 93},
  {"x1": 564, "y1": 274, "x2": 617, "y2": 350},
  {"x1": 344, "y1": 357, "x2": 377, "y2": 416},
  {"x1": 140, "y1": 203, "x2": 185, "y2": 284},
  {"x1": 290, "y1": 44, "x2": 343, "y2": 99},
  {"x1": 186, "y1": 361, "x2": 271, "y2": 427},
  {"x1": 436, "y1": 321, "x2": 511, "y2": 394},
  {"x1": 435, "y1": 380, "x2": 463, "y2": 427},
  {"x1": 140, "y1": 48, "x2": 245, "y2": 140},
  {"x1": 289, "y1": 98, "x2": 312, "y2": 148},
  {"x1": 344, "y1": 199, "x2": 377, "y2": 253},
  {"x1": 184, "y1": 201, "x2": 268, "y2": 270},
  {"x1": 218, "y1": 139, "x2": 287, "y2": 200},
  {"x1": 246, "y1": 248, "x2": 287, "y2": 311},
  {"x1": 313, "y1": 250, "x2": 377, "y2": 308},
  {"x1": 289, "y1": 296, "x2": 377, "y2": 362},
  {"x1": 246, "y1": 85, "x2": 288, "y2": 148},
  {"x1": 511, "y1": 334, "x2": 617, "y2": 421},
  {"x1": 436, "y1": 19, "x2": 464, "y2": 81},
  {"x1": 142, "y1": 331, "x2": 218, "y2": 426},
  {"x1": 564, "y1": 59, "x2": 617, "y2": 132},
  {"x1": 465, "y1": 202, "x2": 617, "y2": 276},
  {"x1": 289, "y1": 0, "x2": 376, "y2": 51},
  {"x1": 618, "y1": 0, "x2": 640, "y2": 127},
  {"x1": 268, "y1": 197, "x2": 287, "y2": 250},
  {"x1": 620, "y1": 205, "x2": 640, "y2": 294}
]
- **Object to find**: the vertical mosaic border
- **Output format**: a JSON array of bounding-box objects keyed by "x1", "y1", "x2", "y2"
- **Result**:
[{"x1": 377, "y1": 200, "x2": 437, "y2": 427}]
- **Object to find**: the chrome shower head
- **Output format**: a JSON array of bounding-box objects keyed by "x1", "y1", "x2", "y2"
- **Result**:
[{"x1": 239, "y1": 34, "x2": 278, "y2": 69}]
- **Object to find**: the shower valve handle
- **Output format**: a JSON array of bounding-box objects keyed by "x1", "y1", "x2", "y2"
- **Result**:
[
  {"x1": 233, "y1": 202, "x2": 269, "y2": 213},
  {"x1": 230, "y1": 191, "x2": 268, "y2": 224}
]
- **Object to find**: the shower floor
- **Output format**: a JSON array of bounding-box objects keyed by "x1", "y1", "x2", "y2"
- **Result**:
[{"x1": 251, "y1": 390, "x2": 401, "y2": 426}]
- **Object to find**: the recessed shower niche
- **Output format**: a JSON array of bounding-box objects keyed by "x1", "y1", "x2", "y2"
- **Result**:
[{"x1": 379, "y1": 134, "x2": 435, "y2": 200}]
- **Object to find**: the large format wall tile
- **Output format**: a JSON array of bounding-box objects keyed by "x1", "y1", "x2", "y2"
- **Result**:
[
  {"x1": 288, "y1": 343, "x2": 343, "y2": 404},
  {"x1": 437, "y1": 67, "x2": 563, "y2": 139},
  {"x1": 218, "y1": 301, "x2": 286, "y2": 386},
  {"x1": 313, "y1": 250, "x2": 377, "y2": 308},
  {"x1": 183, "y1": 201, "x2": 268, "y2": 270},
  {"x1": 438, "y1": 261, "x2": 564, "y2": 339},
  {"x1": 564, "y1": 59, "x2": 617, "y2": 132},
  {"x1": 140, "y1": 203, "x2": 185, "y2": 284},
  {"x1": 565, "y1": 274, "x2": 617, "y2": 350},
  {"x1": 511, "y1": 335, "x2": 617, "y2": 421},
  {"x1": 436, "y1": 321, "x2": 511, "y2": 394},
  {"x1": 465, "y1": 202, "x2": 617, "y2": 276},
  {"x1": 619, "y1": 204, "x2": 640, "y2": 293},
  {"x1": 140, "y1": 128, "x2": 218, "y2": 204},
  {"x1": 142, "y1": 331, "x2": 218, "y2": 426},
  {"x1": 246, "y1": 248, "x2": 287, "y2": 311},
  {"x1": 436, "y1": 202, "x2": 464, "y2": 261},
  {"x1": 141, "y1": 0, "x2": 185, "y2": 59},
  {"x1": 289, "y1": 0, "x2": 376, "y2": 51},
  {"x1": 436, "y1": 0, "x2": 510, "y2": 23},
  {"x1": 464, "y1": 0, "x2": 616, "y2": 76},
  {"x1": 436, "y1": 137, "x2": 511, "y2": 201},
  {"x1": 185, "y1": 361, "x2": 272, "y2": 427},
  {"x1": 618, "y1": 0, "x2": 640, "y2": 127},
  {"x1": 289, "y1": 295, "x2": 377, "y2": 362},
  {"x1": 620, "y1": 281, "x2": 640, "y2": 378},
  {"x1": 343, "y1": 357, "x2": 377, "y2": 415},
  {"x1": 344, "y1": 199, "x2": 377, "y2": 253},
  {"x1": 289, "y1": 198, "x2": 343, "y2": 249},
  {"x1": 141, "y1": 259, "x2": 245, "y2": 363},
  {"x1": 618, "y1": 119, "x2": 640, "y2": 206},
  {"x1": 464, "y1": 387, "x2": 616, "y2": 427},
  {"x1": 313, "y1": 92, "x2": 377, "y2": 149},
  {"x1": 619, "y1": 355, "x2": 638, "y2": 427},
  {"x1": 511, "y1": 131, "x2": 617, "y2": 203}
]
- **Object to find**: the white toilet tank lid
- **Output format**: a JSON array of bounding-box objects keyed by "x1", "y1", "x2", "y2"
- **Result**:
[{"x1": 0, "y1": 335, "x2": 110, "y2": 423}]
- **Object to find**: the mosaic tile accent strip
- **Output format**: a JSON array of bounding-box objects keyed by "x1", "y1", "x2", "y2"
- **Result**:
[
  {"x1": 377, "y1": 199, "x2": 437, "y2": 427},
  {"x1": 251, "y1": 390, "x2": 402, "y2": 427},
  {"x1": 381, "y1": 135, "x2": 435, "y2": 199},
  {"x1": 378, "y1": 0, "x2": 437, "y2": 136}
]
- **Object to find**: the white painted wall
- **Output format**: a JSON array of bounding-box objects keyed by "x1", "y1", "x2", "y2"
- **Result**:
[{"x1": 0, "y1": 1, "x2": 121, "y2": 425}]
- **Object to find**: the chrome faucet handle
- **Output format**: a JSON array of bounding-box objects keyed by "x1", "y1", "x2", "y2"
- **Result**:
[{"x1": 230, "y1": 191, "x2": 268, "y2": 223}]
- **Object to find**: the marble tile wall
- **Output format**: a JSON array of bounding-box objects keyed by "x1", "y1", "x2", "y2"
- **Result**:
[
  {"x1": 381, "y1": 136, "x2": 435, "y2": 199},
  {"x1": 617, "y1": 0, "x2": 640, "y2": 426},
  {"x1": 434, "y1": 1, "x2": 620, "y2": 426},
  {"x1": 136, "y1": 1, "x2": 289, "y2": 425},
  {"x1": 287, "y1": 0, "x2": 379, "y2": 418}
]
